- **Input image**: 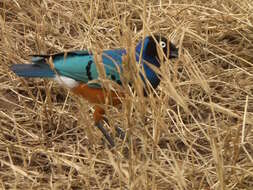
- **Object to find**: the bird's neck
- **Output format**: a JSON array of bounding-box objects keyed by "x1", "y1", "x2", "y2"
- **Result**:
[{"x1": 135, "y1": 42, "x2": 161, "y2": 89}]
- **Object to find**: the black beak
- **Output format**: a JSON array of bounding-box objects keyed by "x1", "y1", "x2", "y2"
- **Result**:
[
  {"x1": 169, "y1": 47, "x2": 179, "y2": 59},
  {"x1": 168, "y1": 42, "x2": 179, "y2": 59}
]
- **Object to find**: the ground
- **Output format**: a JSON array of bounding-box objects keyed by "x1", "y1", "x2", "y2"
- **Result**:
[{"x1": 1, "y1": 0, "x2": 253, "y2": 189}]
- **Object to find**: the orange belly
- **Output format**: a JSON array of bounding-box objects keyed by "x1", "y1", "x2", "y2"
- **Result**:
[
  {"x1": 72, "y1": 84, "x2": 124, "y2": 106},
  {"x1": 71, "y1": 84, "x2": 125, "y2": 124}
]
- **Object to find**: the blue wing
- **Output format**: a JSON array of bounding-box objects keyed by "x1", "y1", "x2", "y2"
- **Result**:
[{"x1": 11, "y1": 49, "x2": 126, "y2": 88}]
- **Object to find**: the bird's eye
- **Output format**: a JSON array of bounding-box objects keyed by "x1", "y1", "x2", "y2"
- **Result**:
[{"x1": 160, "y1": 41, "x2": 166, "y2": 48}]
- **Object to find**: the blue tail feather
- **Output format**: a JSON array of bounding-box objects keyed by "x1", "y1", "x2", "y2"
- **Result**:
[{"x1": 10, "y1": 63, "x2": 55, "y2": 78}]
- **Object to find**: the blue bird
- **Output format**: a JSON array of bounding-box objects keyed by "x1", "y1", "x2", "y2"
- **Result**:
[{"x1": 10, "y1": 35, "x2": 178, "y2": 147}]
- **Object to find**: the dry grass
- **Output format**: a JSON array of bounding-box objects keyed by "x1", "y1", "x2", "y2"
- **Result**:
[{"x1": 1, "y1": 0, "x2": 253, "y2": 189}]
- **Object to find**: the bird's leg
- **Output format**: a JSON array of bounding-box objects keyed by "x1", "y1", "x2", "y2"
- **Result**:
[
  {"x1": 102, "y1": 117, "x2": 126, "y2": 140},
  {"x1": 95, "y1": 121, "x2": 115, "y2": 147},
  {"x1": 93, "y1": 106, "x2": 115, "y2": 147}
]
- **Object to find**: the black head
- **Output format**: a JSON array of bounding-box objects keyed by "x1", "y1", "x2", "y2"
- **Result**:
[{"x1": 145, "y1": 35, "x2": 178, "y2": 60}]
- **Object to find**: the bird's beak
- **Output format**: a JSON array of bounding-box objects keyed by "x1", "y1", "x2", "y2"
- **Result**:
[{"x1": 169, "y1": 48, "x2": 179, "y2": 59}]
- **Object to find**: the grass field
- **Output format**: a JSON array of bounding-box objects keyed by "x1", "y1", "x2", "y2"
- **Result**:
[{"x1": 1, "y1": 0, "x2": 253, "y2": 189}]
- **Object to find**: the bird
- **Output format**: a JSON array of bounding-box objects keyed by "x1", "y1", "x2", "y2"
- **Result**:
[{"x1": 10, "y1": 35, "x2": 178, "y2": 147}]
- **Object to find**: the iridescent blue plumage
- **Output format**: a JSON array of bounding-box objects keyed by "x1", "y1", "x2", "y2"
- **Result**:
[{"x1": 10, "y1": 35, "x2": 178, "y2": 90}]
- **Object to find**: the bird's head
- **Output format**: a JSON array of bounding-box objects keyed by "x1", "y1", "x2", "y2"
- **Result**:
[{"x1": 136, "y1": 35, "x2": 178, "y2": 66}]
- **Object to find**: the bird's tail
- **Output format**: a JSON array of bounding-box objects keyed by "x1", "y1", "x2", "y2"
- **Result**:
[{"x1": 10, "y1": 63, "x2": 55, "y2": 78}]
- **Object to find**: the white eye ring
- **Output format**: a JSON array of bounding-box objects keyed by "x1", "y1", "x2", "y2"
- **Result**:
[{"x1": 160, "y1": 41, "x2": 166, "y2": 48}]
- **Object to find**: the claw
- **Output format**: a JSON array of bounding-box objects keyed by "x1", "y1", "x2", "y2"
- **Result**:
[
  {"x1": 102, "y1": 117, "x2": 126, "y2": 140},
  {"x1": 115, "y1": 126, "x2": 125, "y2": 140}
]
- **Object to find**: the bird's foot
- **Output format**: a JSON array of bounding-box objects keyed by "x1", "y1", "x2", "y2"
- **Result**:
[
  {"x1": 95, "y1": 117, "x2": 126, "y2": 148},
  {"x1": 102, "y1": 117, "x2": 126, "y2": 139},
  {"x1": 115, "y1": 126, "x2": 125, "y2": 140}
]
